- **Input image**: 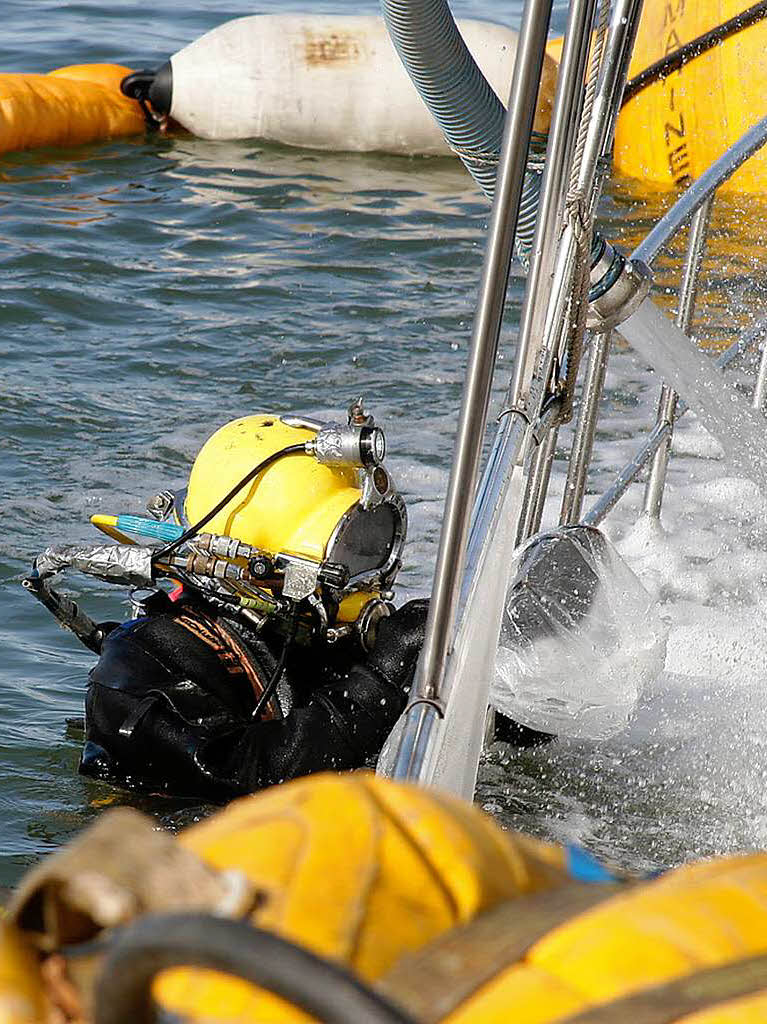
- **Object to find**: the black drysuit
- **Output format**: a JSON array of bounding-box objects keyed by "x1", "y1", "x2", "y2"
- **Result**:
[{"x1": 81, "y1": 597, "x2": 428, "y2": 800}]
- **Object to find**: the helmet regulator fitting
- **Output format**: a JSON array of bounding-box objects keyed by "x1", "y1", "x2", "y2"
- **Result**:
[{"x1": 306, "y1": 423, "x2": 385, "y2": 469}]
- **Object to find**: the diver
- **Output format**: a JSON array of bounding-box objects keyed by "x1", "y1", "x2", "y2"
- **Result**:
[{"x1": 25, "y1": 399, "x2": 543, "y2": 801}]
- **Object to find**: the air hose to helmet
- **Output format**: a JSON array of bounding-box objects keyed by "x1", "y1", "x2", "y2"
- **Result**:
[
  {"x1": 152, "y1": 444, "x2": 307, "y2": 566},
  {"x1": 152, "y1": 445, "x2": 310, "y2": 690}
]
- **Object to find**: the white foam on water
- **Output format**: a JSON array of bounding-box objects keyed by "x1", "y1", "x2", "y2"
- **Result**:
[
  {"x1": 606, "y1": 465, "x2": 767, "y2": 860},
  {"x1": 620, "y1": 485, "x2": 767, "y2": 689}
]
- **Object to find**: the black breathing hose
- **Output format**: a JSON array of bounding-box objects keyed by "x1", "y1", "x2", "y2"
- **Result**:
[
  {"x1": 93, "y1": 913, "x2": 416, "y2": 1024},
  {"x1": 622, "y1": 0, "x2": 767, "y2": 105},
  {"x1": 251, "y1": 603, "x2": 300, "y2": 719},
  {"x1": 153, "y1": 443, "x2": 307, "y2": 564}
]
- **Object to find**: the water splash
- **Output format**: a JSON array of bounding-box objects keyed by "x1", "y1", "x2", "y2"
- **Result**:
[{"x1": 617, "y1": 297, "x2": 767, "y2": 487}]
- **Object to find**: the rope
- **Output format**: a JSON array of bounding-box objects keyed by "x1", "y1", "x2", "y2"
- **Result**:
[
  {"x1": 448, "y1": 144, "x2": 501, "y2": 167},
  {"x1": 568, "y1": 0, "x2": 610, "y2": 199}
]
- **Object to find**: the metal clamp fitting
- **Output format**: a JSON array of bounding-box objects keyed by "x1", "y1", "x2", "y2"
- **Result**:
[{"x1": 587, "y1": 242, "x2": 652, "y2": 331}]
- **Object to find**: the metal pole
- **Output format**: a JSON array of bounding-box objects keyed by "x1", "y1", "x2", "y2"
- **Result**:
[
  {"x1": 560, "y1": 331, "x2": 611, "y2": 524},
  {"x1": 390, "y1": 0, "x2": 648, "y2": 786},
  {"x1": 643, "y1": 195, "x2": 713, "y2": 518},
  {"x1": 642, "y1": 381, "x2": 676, "y2": 519},
  {"x1": 467, "y1": 0, "x2": 601, "y2": 578},
  {"x1": 516, "y1": 435, "x2": 548, "y2": 544},
  {"x1": 720, "y1": 317, "x2": 767, "y2": 373},
  {"x1": 391, "y1": 0, "x2": 554, "y2": 780},
  {"x1": 519, "y1": 0, "x2": 644, "y2": 435},
  {"x1": 583, "y1": 421, "x2": 672, "y2": 527},
  {"x1": 576, "y1": 0, "x2": 645, "y2": 215},
  {"x1": 514, "y1": 393, "x2": 565, "y2": 543},
  {"x1": 529, "y1": 0, "x2": 643, "y2": 538},
  {"x1": 526, "y1": 425, "x2": 559, "y2": 536},
  {"x1": 508, "y1": 0, "x2": 598, "y2": 411}
]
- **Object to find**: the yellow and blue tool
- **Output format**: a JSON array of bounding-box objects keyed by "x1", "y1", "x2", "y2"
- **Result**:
[{"x1": 91, "y1": 514, "x2": 184, "y2": 546}]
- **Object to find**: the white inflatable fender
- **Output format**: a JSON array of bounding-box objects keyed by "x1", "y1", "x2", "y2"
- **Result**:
[{"x1": 167, "y1": 14, "x2": 555, "y2": 153}]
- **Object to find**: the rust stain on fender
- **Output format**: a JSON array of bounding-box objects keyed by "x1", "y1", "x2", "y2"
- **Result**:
[{"x1": 302, "y1": 32, "x2": 363, "y2": 67}]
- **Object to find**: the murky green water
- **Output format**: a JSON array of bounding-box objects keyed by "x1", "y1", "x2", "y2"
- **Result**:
[{"x1": 3, "y1": 0, "x2": 767, "y2": 890}]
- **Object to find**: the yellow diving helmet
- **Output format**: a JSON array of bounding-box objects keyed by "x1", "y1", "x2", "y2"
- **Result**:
[{"x1": 173, "y1": 399, "x2": 406, "y2": 644}]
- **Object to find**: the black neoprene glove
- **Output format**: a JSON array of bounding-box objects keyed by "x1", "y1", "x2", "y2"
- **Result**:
[{"x1": 367, "y1": 598, "x2": 429, "y2": 682}]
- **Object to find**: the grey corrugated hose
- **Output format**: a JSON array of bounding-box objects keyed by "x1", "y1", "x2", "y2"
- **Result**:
[{"x1": 381, "y1": 0, "x2": 545, "y2": 262}]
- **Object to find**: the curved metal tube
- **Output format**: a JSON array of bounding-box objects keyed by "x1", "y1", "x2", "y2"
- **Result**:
[{"x1": 380, "y1": 0, "x2": 544, "y2": 258}]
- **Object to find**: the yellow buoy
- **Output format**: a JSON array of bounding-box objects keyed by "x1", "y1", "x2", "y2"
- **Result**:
[
  {"x1": 0, "y1": 64, "x2": 145, "y2": 156},
  {"x1": 548, "y1": 3, "x2": 767, "y2": 193},
  {"x1": 614, "y1": 1, "x2": 767, "y2": 192},
  {"x1": 399, "y1": 851, "x2": 767, "y2": 1021},
  {"x1": 4, "y1": 772, "x2": 767, "y2": 1022},
  {"x1": 0, "y1": 923, "x2": 46, "y2": 1024}
]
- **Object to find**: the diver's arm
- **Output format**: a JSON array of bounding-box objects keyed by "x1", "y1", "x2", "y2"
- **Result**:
[{"x1": 195, "y1": 600, "x2": 428, "y2": 791}]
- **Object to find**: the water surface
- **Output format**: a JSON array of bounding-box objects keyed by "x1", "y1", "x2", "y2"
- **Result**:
[{"x1": 2, "y1": 0, "x2": 767, "y2": 887}]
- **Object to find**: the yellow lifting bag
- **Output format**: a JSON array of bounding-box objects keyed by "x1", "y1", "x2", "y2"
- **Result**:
[
  {"x1": 0, "y1": 922, "x2": 47, "y2": 1024},
  {"x1": 155, "y1": 772, "x2": 568, "y2": 1023},
  {"x1": 614, "y1": 1, "x2": 767, "y2": 193},
  {"x1": 382, "y1": 852, "x2": 767, "y2": 1023}
]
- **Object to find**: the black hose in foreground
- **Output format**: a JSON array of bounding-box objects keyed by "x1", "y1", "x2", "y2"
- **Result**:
[
  {"x1": 622, "y1": 1, "x2": 767, "y2": 105},
  {"x1": 94, "y1": 912, "x2": 416, "y2": 1024}
]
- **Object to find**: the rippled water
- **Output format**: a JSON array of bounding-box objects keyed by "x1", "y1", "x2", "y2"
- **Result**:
[{"x1": 3, "y1": 0, "x2": 767, "y2": 889}]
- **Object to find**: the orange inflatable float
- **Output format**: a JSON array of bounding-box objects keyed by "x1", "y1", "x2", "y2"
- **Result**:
[{"x1": 0, "y1": 63, "x2": 145, "y2": 155}]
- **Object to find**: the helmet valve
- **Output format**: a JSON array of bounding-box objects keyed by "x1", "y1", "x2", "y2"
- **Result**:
[
  {"x1": 145, "y1": 490, "x2": 175, "y2": 521},
  {"x1": 347, "y1": 396, "x2": 374, "y2": 427},
  {"x1": 306, "y1": 423, "x2": 385, "y2": 469}
]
